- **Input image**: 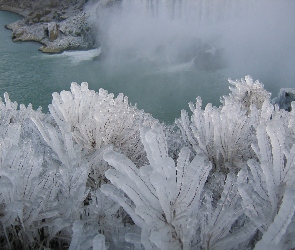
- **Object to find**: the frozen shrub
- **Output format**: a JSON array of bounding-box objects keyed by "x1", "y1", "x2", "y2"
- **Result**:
[
  {"x1": 68, "y1": 220, "x2": 106, "y2": 250},
  {"x1": 48, "y1": 82, "x2": 158, "y2": 186},
  {"x1": 80, "y1": 189, "x2": 140, "y2": 249},
  {"x1": 0, "y1": 125, "x2": 59, "y2": 249},
  {"x1": 103, "y1": 124, "x2": 256, "y2": 249},
  {"x1": 287, "y1": 101, "x2": 295, "y2": 145},
  {"x1": 238, "y1": 120, "x2": 295, "y2": 250},
  {"x1": 197, "y1": 172, "x2": 256, "y2": 250},
  {"x1": 102, "y1": 124, "x2": 212, "y2": 249},
  {"x1": 176, "y1": 76, "x2": 274, "y2": 174},
  {"x1": 0, "y1": 77, "x2": 294, "y2": 249},
  {"x1": 177, "y1": 96, "x2": 256, "y2": 173},
  {"x1": 0, "y1": 92, "x2": 45, "y2": 126},
  {"x1": 224, "y1": 75, "x2": 271, "y2": 112}
]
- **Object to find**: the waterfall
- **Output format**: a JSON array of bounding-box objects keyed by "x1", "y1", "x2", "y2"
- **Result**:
[
  {"x1": 120, "y1": 0, "x2": 264, "y2": 25},
  {"x1": 87, "y1": 0, "x2": 295, "y2": 87},
  {"x1": 95, "y1": 0, "x2": 272, "y2": 63}
]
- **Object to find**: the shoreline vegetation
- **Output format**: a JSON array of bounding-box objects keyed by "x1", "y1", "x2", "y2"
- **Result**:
[
  {"x1": 0, "y1": 79, "x2": 294, "y2": 249},
  {"x1": 0, "y1": 0, "x2": 99, "y2": 53}
]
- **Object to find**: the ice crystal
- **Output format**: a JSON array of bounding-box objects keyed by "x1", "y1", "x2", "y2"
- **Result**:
[{"x1": 0, "y1": 78, "x2": 294, "y2": 249}]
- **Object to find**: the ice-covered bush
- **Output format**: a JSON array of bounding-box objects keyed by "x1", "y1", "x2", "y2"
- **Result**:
[
  {"x1": 47, "y1": 82, "x2": 157, "y2": 187},
  {"x1": 102, "y1": 124, "x2": 212, "y2": 249},
  {"x1": 0, "y1": 96, "x2": 61, "y2": 249},
  {"x1": 176, "y1": 96, "x2": 255, "y2": 173},
  {"x1": 0, "y1": 84, "x2": 155, "y2": 248},
  {"x1": 0, "y1": 92, "x2": 45, "y2": 126},
  {"x1": 176, "y1": 76, "x2": 274, "y2": 174},
  {"x1": 224, "y1": 75, "x2": 271, "y2": 112},
  {"x1": 0, "y1": 142, "x2": 60, "y2": 249},
  {"x1": 238, "y1": 120, "x2": 295, "y2": 250},
  {"x1": 0, "y1": 77, "x2": 294, "y2": 249}
]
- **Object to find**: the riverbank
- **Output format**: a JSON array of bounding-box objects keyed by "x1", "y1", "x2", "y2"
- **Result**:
[{"x1": 0, "y1": 0, "x2": 97, "y2": 53}]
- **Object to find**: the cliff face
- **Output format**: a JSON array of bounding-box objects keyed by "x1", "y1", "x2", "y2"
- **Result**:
[{"x1": 0, "y1": 0, "x2": 97, "y2": 53}]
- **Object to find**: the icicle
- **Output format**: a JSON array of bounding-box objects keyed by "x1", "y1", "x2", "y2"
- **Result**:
[{"x1": 93, "y1": 234, "x2": 107, "y2": 250}]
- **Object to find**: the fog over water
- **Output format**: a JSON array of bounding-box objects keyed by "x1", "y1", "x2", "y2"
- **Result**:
[
  {"x1": 89, "y1": 0, "x2": 295, "y2": 86},
  {"x1": 1, "y1": 0, "x2": 295, "y2": 123}
]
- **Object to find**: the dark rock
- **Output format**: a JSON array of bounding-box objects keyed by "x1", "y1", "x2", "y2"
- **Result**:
[
  {"x1": 272, "y1": 88, "x2": 295, "y2": 112},
  {"x1": 0, "y1": 0, "x2": 96, "y2": 53},
  {"x1": 194, "y1": 47, "x2": 227, "y2": 71}
]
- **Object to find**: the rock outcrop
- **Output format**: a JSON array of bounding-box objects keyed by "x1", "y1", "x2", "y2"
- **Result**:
[
  {"x1": 48, "y1": 22, "x2": 58, "y2": 42},
  {"x1": 272, "y1": 88, "x2": 295, "y2": 112},
  {"x1": 0, "y1": 0, "x2": 97, "y2": 53}
]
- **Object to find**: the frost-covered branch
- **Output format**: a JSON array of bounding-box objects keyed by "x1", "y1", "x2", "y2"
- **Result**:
[
  {"x1": 199, "y1": 173, "x2": 256, "y2": 250},
  {"x1": 47, "y1": 82, "x2": 157, "y2": 186},
  {"x1": 238, "y1": 119, "x2": 295, "y2": 249},
  {"x1": 0, "y1": 77, "x2": 294, "y2": 249},
  {"x1": 103, "y1": 124, "x2": 212, "y2": 249},
  {"x1": 177, "y1": 97, "x2": 255, "y2": 173},
  {"x1": 176, "y1": 76, "x2": 273, "y2": 173}
]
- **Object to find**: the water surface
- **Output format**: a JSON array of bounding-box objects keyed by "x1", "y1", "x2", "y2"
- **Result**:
[{"x1": 1, "y1": 7, "x2": 294, "y2": 123}]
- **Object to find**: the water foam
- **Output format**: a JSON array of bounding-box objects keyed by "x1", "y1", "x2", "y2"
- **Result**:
[{"x1": 41, "y1": 48, "x2": 101, "y2": 65}]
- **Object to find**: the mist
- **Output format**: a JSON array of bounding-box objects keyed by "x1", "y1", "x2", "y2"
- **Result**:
[
  {"x1": 87, "y1": 0, "x2": 295, "y2": 85},
  {"x1": 82, "y1": 0, "x2": 295, "y2": 122},
  {"x1": 217, "y1": 0, "x2": 295, "y2": 90}
]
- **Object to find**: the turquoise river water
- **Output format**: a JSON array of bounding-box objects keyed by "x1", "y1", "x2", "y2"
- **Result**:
[{"x1": 0, "y1": 10, "x2": 294, "y2": 123}]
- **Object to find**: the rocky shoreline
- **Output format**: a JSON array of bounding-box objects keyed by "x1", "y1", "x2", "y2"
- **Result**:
[{"x1": 0, "y1": 0, "x2": 98, "y2": 53}]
